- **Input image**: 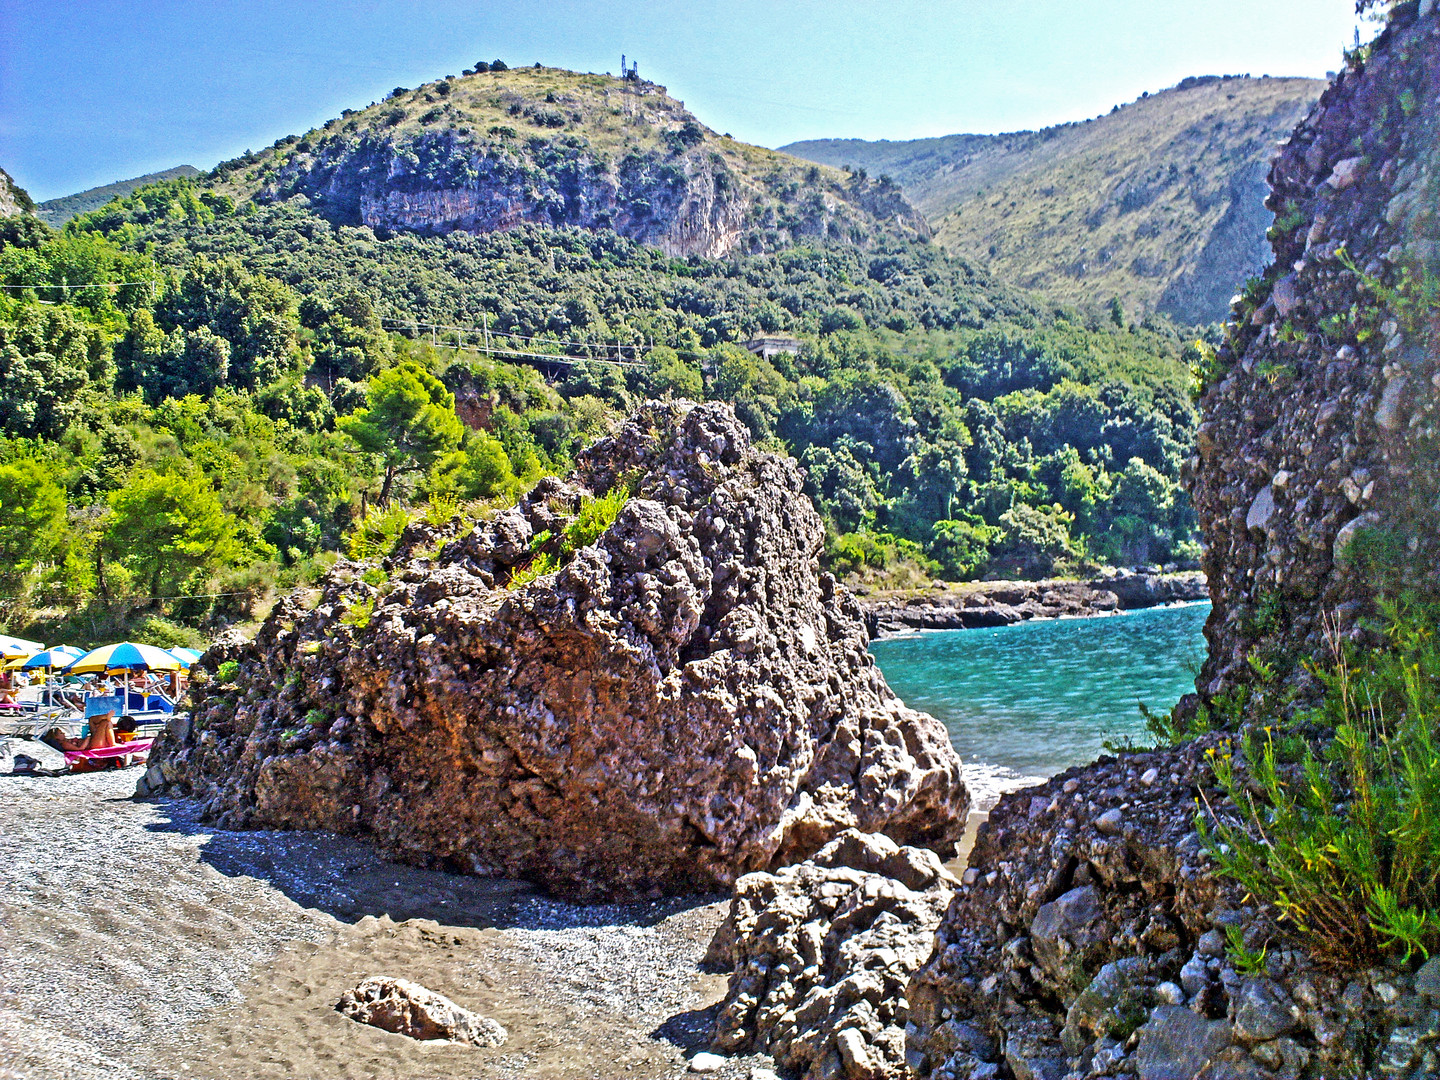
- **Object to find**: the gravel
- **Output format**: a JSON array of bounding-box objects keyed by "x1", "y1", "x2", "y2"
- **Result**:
[{"x1": 0, "y1": 769, "x2": 773, "y2": 1080}]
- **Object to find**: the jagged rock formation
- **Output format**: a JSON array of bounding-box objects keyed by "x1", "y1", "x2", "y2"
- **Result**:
[
  {"x1": 0, "y1": 167, "x2": 34, "y2": 218},
  {"x1": 211, "y1": 67, "x2": 927, "y2": 257},
  {"x1": 901, "y1": 13, "x2": 1440, "y2": 1079},
  {"x1": 1192, "y1": 4, "x2": 1440, "y2": 704},
  {"x1": 907, "y1": 743, "x2": 1440, "y2": 1079},
  {"x1": 147, "y1": 401, "x2": 966, "y2": 900},
  {"x1": 708, "y1": 830, "x2": 956, "y2": 1079}
]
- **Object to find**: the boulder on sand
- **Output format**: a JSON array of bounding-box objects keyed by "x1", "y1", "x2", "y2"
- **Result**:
[
  {"x1": 336, "y1": 976, "x2": 507, "y2": 1046},
  {"x1": 148, "y1": 401, "x2": 966, "y2": 900}
]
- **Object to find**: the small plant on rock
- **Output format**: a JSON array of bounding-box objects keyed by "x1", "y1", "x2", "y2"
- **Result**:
[
  {"x1": 1224, "y1": 923, "x2": 1268, "y2": 975},
  {"x1": 506, "y1": 484, "x2": 630, "y2": 588},
  {"x1": 1200, "y1": 597, "x2": 1440, "y2": 965},
  {"x1": 341, "y1": 595, "x2": 376, "y2": 628}
]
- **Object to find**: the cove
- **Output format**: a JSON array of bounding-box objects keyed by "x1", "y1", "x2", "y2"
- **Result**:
[{"x1": 870, "y1": 602, "x2": 1210, "y2": 780}]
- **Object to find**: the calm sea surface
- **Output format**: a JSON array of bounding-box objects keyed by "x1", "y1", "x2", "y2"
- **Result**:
[{"x1": 869, "y1": 602, "x2": 1210, "y2": 779}]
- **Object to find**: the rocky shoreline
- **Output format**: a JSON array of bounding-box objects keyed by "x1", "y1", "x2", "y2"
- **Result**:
[{"x1": 858, "y1": 570, "x2": 1209, "y2": 638}]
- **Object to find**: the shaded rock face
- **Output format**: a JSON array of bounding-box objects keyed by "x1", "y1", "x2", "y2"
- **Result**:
[
  {"x1": 151, "y1": 401, "x2": 966, "y2": 900},
  {"x1": 1190, "y1": 6, "x2": 1440, "y2": 704},
  {"x1": 709, "y1": 830, "x2": 956, "y2": 1080},
  {"x1": 336, "y1": 976, "x2": 507, "y2": 1046},
  {"x1": 905, "y1": 744, "x2": 1440, "y2": 1079}
]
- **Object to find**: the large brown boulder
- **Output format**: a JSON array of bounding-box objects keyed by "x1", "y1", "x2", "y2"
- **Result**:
[{"x1": 149, "y1": 401, "x2": 966, "y2": 900}]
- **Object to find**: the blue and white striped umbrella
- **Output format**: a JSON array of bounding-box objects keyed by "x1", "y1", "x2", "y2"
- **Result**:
[
  {"x1": 0, "y1": 634, "x2": 45, "y2": 661},
  {"x1": 167, "y1": 647, "x2": 204, "y2": 668},
  {"x1": 11, "y1": 645, "x2": 83, "y2": 671}
]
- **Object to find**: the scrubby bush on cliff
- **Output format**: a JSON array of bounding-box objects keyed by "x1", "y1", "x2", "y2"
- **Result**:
[{"x1": 1202, "y1": 598, "x2": 1440, "y2": 965}]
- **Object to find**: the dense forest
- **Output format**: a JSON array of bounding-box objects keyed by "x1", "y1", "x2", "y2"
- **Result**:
[{"x1": 0, "y1": 169, "x2": 1204, "y2": 644}]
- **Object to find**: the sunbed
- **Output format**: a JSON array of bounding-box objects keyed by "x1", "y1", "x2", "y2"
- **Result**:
[{"x1": 63, "y1": 739, "x2": 154, "y2": 770}]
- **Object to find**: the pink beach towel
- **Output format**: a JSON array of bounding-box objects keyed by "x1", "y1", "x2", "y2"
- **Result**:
[{"x1": 63, "y1": 739, "x2": 154, "y2": 768}]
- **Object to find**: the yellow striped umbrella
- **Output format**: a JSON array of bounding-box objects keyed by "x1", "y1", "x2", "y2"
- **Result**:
[
  {"x1": 5, "y1": 646, "x2": 81, "y2": 672},
  {"x1": 62, "y1": 642, "x2": 184, "y2": 675},
  {"x1": 0, "y1": 635, "x2": 45, "y2": 661}
]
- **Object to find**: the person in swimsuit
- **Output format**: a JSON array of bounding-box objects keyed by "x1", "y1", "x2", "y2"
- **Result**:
[{"x1": 41, "y1": 710, "x2": 118, "y2": 753}]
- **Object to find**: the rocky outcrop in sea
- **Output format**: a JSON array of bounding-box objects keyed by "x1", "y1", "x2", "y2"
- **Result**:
[
  {"x1": 145, "y1": 401, "x2": 966, "y2": 900},
  {"x1": 860, "y1": 571, "x2": 1207, "y2": 639}
]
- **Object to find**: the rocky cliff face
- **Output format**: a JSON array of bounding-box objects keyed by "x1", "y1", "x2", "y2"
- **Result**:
[
  {"x1": 0, "y1": 167, "x2": 33, "y2": 218},
  {"x1": 896, "y1": 12, "x2": 1440, "y2": 1080},
  {"x1": 147, "y1": 401, "x2": 966, "y2": 900},
  {"x1": 220, "y1": 68, "x2": 928, "y2": 258},
  {"x1": 1191, "y1": 4, "x2": 1440, "y2": 705}
]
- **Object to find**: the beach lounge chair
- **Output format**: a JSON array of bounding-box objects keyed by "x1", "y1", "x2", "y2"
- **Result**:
[{"x1": 63, "y1": 738, "x2": 153, "y2": 771}]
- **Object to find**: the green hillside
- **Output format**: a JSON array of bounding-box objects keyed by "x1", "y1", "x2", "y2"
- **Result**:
[
  {"x1": 204, "y1": 65, "x2": 926, "y2": 257},
  {"x1": 0, "y1": 63, "x2": 1204, "y2": 646},
  {"x1": 36, "y1": 166, "x2": 201, "y2": 226},
  {"x1": 783, "y1": 75, "x2": 1323, "y2": 323}
]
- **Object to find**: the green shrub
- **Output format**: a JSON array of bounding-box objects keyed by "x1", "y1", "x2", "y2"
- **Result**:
[
  {"x1": 340, "y1": 595, "x2": 375, "y2": 628},
  {"x1": 564, "y1": 486, "x2": 628, "y2": 551},
  {"x1": 1201, "y1": 598, "x2": 1440, "y2": 964},
  {"x1": 347, "y1": 504, "x2": 412, "y2": 560},
  {"x1": 215, "y1": 660, "x2": 240, "y2": 684},
  {"x1": 507, "y1": 485, "x2": 629, "y2": 588}
]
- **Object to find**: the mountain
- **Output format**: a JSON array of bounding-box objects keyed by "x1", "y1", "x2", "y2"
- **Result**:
[
  {"x1": 783, "y1": 75, "x2": 1324, "y2": 323},
  {"x1": 207, "y1": 65, "x2": 927, "y2": 258},
  {"x1": 0, "y1": 167, "x2": 34, "y2": 217},
  {"x1": 35, "y1": 165, "x2": 201, "y2": 225}
]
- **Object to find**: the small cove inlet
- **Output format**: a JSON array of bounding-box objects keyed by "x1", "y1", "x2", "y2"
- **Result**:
[{"x1": 869, "y1": 602, "x2": 1210, "y2": 794}]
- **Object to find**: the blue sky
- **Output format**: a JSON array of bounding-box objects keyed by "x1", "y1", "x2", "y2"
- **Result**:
[{"x1": 2, "y1": 0, "x2": 1364, "y2": 201}]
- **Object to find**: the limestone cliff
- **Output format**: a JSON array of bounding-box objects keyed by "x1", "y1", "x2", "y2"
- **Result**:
[
  {"x1": 0, "y1": 167, "x2": 34, "y2": 218},
  {"x1": 1191, "y1": 3, "x2": 1440, "y2": 705},
  {"x1": 146, "y1": 402, "x2": 966, "y2": 900},
  {"x1": 210, "y1": 67, "x2": 928, "y2": 258}
]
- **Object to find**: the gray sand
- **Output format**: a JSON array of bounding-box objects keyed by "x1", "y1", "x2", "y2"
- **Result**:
[{"x1": 0, "y1": 770, "x2": 772, "y2": 1080}]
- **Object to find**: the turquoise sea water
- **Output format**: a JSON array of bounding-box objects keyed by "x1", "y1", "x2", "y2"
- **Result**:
[{"x1": 870, "y1": 602, "x2": 1210, "y2": 779}]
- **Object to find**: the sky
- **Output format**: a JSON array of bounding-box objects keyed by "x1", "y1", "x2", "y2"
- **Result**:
[{"x1": 1, "y1": 0, "x2": 1366, "y2": 202}]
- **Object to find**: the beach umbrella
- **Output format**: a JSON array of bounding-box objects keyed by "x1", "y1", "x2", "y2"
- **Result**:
[
  {"x1": 0, "y1": 634, "x2": 44, "y2": 661},
  {"x1": 63, "y1": 642, "x2": 184, "y2": 716},
  {"x1": 62, "y1": 642, "x2": 185, "y2": 675},
  {"x1": 7, "y1": 646, "x2": 83, "y2": 707},
  {"x1": 167, "y1": 647, "x2": 203, "y2": 667},
  {"x1": 12, "y1": 646, "x2": 83, "y2": 671}
]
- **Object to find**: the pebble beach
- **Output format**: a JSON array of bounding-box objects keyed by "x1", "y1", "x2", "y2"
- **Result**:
[{"x1": 0, "y1": 771, "x2": 776, "y2": 1080}]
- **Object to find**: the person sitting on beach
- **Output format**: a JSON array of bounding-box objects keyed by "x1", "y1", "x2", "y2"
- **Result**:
[{"x1": 41, "y1": 710, "x2": 119, "y2": 753}]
